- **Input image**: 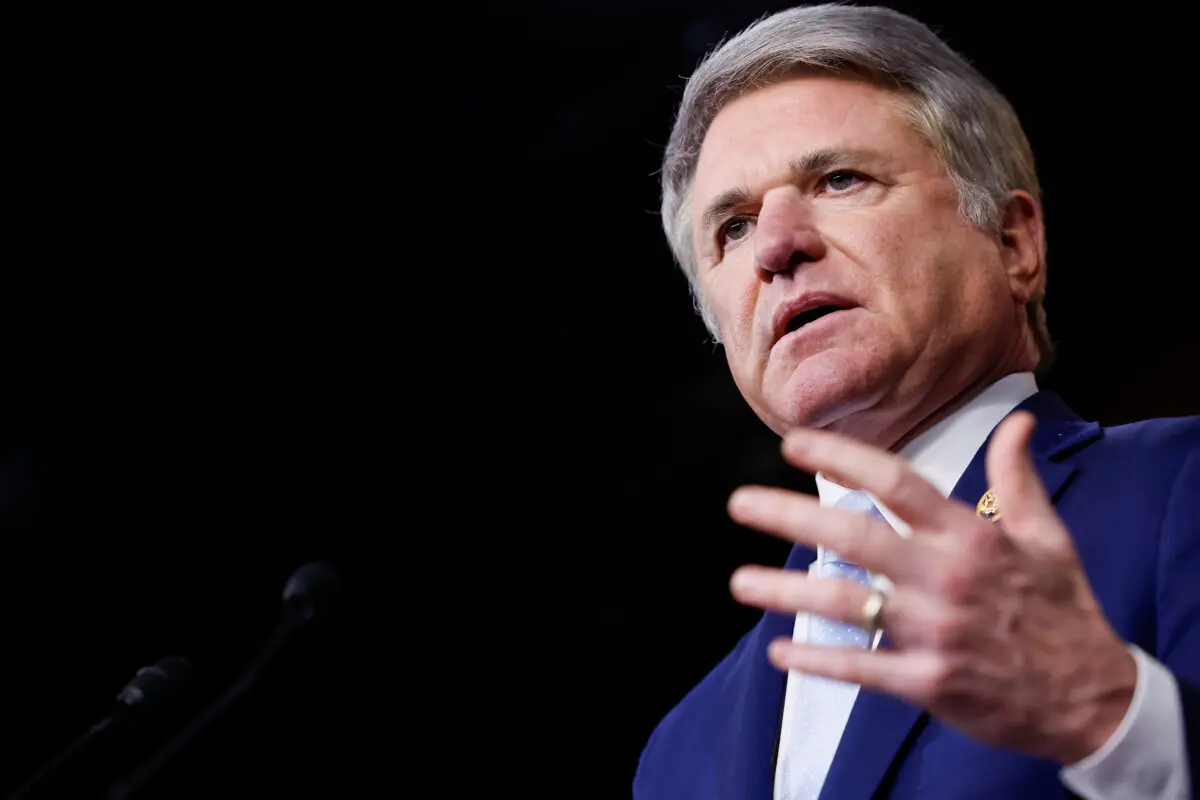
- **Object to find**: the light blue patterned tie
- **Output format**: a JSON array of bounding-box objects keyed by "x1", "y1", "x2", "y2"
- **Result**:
[{"x1": 778, "y1": 490, "x2": 887, "y2": 800}]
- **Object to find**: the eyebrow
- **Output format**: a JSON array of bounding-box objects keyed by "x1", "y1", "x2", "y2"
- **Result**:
[{"x1": 697, "y1": 148, "x2": 872, "y2": 235}]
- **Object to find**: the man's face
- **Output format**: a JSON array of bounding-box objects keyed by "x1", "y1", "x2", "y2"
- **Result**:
[{"x1": 690, "y1": 75, "x2": 1036, "y2": 444}]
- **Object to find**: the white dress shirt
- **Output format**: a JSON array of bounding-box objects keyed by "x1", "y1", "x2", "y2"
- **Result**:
[{"x1": 773, "y1": 372, "x2": 1191, "y2": 799}]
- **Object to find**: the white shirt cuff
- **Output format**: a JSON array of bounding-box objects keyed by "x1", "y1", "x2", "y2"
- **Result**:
[{"x1": 1060, "y1": 645, "x2": 1191, "y2": 799}]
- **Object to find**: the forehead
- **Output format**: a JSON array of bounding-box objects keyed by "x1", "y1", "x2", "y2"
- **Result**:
[{"x1": 691, "y1": 75, "x2": 929, "y2": 211}]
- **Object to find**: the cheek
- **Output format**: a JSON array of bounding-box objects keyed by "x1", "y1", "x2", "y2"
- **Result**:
[
  {"x1": 908, "y1": 249, "x2": 1009, "y2": 349},
  {"x1": 704, "y1": 268, "x2": 758, "y2": 351},
  {"x1": 863, "y1": 223, "x2": 986, "y2": 326},
  {"x1": 839, "y1": 229, "x2": 931, "y2": 326}
]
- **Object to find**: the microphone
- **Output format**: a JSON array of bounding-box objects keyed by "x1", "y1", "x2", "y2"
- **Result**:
[
  {"x1": 107, "y1": 561, "x2": 341, "y2": 799},
  {"x1": 8, "y1": 656, "x2": 193, "y2": 800}
]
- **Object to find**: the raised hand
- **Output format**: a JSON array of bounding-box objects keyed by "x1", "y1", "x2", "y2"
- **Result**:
[{"x1": 726, "y1": 411, "x2": 1137, "y2": 764}]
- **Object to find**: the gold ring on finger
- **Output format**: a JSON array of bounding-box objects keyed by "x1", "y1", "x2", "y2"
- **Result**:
[{"x1": 861, "y1": 588, "x2": 886, "y2": 637}]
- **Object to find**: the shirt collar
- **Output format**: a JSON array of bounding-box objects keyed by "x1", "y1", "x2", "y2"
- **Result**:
[{"x1": 815, "y1": 372, "x2": 1038, "y2": 531}]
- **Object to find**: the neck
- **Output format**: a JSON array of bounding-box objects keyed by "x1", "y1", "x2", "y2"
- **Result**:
[
  {"x1": 887, "y1": 369, "x2": 1012, "y2": 453},
  {"x1": 862, "y1": 319, "x2": 1041, "y2": 452}
]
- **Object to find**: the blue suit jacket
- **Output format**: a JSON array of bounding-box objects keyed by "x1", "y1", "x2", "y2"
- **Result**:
[{"x1": 634, "y1": 392, "x2": 1200, "y2": 799}]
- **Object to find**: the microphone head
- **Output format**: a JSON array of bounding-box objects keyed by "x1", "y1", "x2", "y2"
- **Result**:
[
  {"x1": 281, "y1": 561, "x2": 341, "y2": 625},
  {"x1": 115, "y1": 656, "x2": 193, "y2": 710}
]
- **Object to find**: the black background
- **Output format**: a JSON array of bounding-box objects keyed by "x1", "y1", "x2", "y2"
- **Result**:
[{"x1": 2, "y1": 2, "x2": 1198, "y2": 797}]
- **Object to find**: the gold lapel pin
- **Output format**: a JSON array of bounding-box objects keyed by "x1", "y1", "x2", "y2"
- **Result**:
[{"x1": 976, "y1": 488, "x2": 1001, "y2": 522}]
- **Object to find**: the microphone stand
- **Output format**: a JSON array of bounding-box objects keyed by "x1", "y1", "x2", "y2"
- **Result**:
[
  {"x1": 108, "y1": 561, "x2": 339, "y2": 799},
  {"x1": 107, "y1": 618, "x2": 297, "y2": 799},
  {"x1": 9, "y1": 714, "x2": 121, "y2": 800},
  {"x1": 8, "y1": 657, "x2": 192, "y2": 800}
]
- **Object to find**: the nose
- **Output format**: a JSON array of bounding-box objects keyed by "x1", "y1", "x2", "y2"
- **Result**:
[{"x1": 754, "y1": 187, "x2": 825, "y2": 274}]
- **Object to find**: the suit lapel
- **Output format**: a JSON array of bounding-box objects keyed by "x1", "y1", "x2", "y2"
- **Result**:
[
  {"x1": 727, "y1": 544, "x2": 816, "y2": 799},
  {"x1": 953, "y1": 391, "x2": 1098, "y2": 521},
  {"x1": 816, "y1": 391, "x2": 1100, "y2": 799}
]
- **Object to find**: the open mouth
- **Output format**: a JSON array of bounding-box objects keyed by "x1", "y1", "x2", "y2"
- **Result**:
[{"x1": 785, "y1": 304, "x2": 850, "y2": 334}]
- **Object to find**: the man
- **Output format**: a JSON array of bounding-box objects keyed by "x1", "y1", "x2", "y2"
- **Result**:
[{"x1": 633, "y1": 4, "x2": 1198, "y2": 799}]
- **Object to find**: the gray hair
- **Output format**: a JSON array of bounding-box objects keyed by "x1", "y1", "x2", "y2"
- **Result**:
[{"x1": 660, "y1": 3, "x2": 1053, "y2": 370}]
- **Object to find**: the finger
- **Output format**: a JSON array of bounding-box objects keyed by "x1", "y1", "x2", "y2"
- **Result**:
[
  {"x1": 984, "y1": 412, "x2": 1066, "y2": 545},
  {"x1": 727, "y1": 487, "x2": 915, "y2": 579},
  {"x1": 766, "y1": 638, "x2": 940, "y2": 703},
  {"x1": 731, "y1": 565, "x2": 875, "y2": 620},
  {"x1": 781, "y1": 428, "x2": 974, "y2": 532},
  {"x1": 732, "y1": 566, "x2": 944, "y2": 648}
]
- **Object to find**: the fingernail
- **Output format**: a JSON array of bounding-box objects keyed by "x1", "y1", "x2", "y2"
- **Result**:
[
  {"x1": 730, "y1": 568, "x2": 763, "y2": 594},
  {"x1": 768, "y1": 638, "x2": 792, "y2": 663},
  {"x1": 728, "y1": 489, "x2": 755, "y2": 512}
]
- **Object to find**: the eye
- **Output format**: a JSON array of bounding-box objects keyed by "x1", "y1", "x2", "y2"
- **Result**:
[
  {"x1": 719, "y1": 217, "x2": 754, "y2": 246},
  {"x1": 820, "y1": 170, "x2": 866, "y2": 193}
]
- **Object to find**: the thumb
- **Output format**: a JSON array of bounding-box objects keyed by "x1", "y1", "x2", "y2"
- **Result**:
[{"x1": 984, "y1": 411, "x2": 1068, "y2": 547}]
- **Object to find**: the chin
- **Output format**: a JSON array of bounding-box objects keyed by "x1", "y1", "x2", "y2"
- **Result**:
[{"x1": 762, "y1": 351, "x2": 898, "y2": 436}]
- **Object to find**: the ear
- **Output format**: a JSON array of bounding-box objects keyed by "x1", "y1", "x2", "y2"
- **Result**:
[{"x1": 998, "y1": 190, "x2": 1046, "y2": 305}]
